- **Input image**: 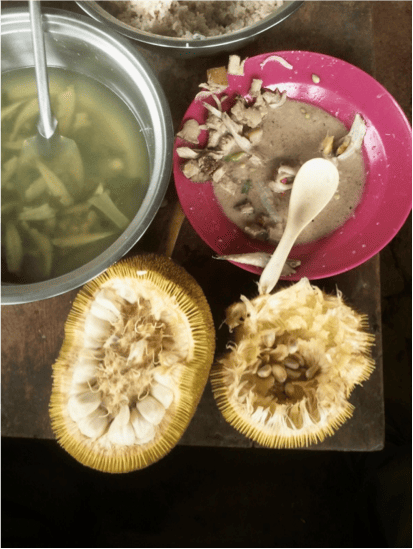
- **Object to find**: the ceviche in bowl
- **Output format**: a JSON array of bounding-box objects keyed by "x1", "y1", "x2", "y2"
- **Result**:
[{"x1": 173, "y1": 51, "x2": 412, "y2": 280}]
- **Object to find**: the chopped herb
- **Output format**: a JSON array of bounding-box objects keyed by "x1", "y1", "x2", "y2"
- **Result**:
[
  {"x1": 241, "y1": 179, "x2": 252, "y2": 194},
  {"x1": 223, "y1": 151, "x2": 245, "y2": 162}
]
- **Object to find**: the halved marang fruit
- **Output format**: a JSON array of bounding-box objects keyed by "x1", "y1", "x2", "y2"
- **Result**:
[
  {"x1": 50, "y1": 254, "x2": 215, "y2": 472},
  {"x1": 211, "y1": 278, "x2": 375, "y2": 448}
]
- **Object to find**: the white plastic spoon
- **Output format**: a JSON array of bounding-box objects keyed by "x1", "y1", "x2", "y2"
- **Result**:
[{"x1": 258, "y1": 157, "x2": 339, "y2": 295}]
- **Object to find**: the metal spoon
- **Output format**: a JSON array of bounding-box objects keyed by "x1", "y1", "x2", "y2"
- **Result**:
[
  {"x1": 20, "y1": 1, "x2": 84, "y2": 188},
  {"x1": 258, "y1": 158, "x2": 339, "y2": 295}
]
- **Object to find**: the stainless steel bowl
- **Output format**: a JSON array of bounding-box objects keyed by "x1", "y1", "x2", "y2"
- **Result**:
[
  {"x1": 1, "y1": 6, "x2": 174, "y2": 305},
  {"x1": 76, "y1": 1, "x2": 303, "y2": 58}
]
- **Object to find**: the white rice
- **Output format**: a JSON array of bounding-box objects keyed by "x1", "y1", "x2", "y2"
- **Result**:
[{"x1": 103, "y1": 1, "x2": 285, "y2": 39}]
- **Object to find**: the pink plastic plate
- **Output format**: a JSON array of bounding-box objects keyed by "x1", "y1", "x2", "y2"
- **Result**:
[{"x1": 173, "y1": 51, "x2": 412, "y2": 280}]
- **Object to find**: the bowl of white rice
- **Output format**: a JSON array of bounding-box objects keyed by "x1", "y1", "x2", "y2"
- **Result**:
[{"x1": 76, "y1": 1, "x2": 303, "y2": 57}]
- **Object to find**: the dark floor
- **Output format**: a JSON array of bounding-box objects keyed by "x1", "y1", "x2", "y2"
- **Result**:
[
  {"x1": 2, "y1": 2, "x2": 412, "y2": 548},
  {"x1": 1, "y1": 438, "x2": 411, "y2": 548}
]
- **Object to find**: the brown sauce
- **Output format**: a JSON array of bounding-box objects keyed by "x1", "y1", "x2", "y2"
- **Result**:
[{"x1": 212, "y1": 98, "x2": 365, "y2": 245}]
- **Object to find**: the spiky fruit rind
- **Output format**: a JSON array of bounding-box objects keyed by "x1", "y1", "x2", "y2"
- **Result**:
[
  {"x1": 211, "y1": 278, "x2": 375, "y2": 448},
  {"x1": 50, "y1": 254, "x2": 215, "y2": 472}
]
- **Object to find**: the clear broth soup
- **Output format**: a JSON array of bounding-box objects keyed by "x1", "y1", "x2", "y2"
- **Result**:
[{"x1": 1, "y1": 67, "x2": 149, "y2": 283}]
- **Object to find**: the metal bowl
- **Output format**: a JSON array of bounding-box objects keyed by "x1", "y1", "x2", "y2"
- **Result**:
[
  {"x1": 76, "y1": 1, "x2": 303, "y2": 58},
  {"x1": 1, "y1": 6, "x2": 174, "y2": 305}
]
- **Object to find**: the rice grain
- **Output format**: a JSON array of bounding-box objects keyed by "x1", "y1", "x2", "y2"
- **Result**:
[{"x1": 102, "y1": 1, "x2": 285, "y2": 39}]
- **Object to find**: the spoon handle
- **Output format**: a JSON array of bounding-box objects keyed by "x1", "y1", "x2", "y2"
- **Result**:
[
  {"x1": 258, "y1": 222, "x2": 300, "y2": 295},
  {"x1": 29, "y1": 0, "x2": 56, "y2": 139}
]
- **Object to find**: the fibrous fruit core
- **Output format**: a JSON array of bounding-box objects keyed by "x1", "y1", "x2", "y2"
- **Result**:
[
  {"x1": 50, "y1": 255, "x2": 215, "y2": 472},
  {"x1": 211, "y1": 278, "x2": 375, "y2": 448}
]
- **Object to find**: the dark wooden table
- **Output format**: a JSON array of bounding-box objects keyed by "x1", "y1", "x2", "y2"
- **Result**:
[{"x1": 5, "y1": 0, "x2": 405, "y2": 451}]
